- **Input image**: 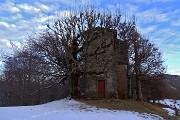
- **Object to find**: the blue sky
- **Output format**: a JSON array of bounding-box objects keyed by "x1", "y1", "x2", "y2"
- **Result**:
[{"x1": 0, "y1": 0, "x2": 180, "y2": 75}]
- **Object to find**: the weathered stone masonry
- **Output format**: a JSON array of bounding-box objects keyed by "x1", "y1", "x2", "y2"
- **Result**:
[{"x1": 84, "y1": 27, "x2": 128, "y2": 99}]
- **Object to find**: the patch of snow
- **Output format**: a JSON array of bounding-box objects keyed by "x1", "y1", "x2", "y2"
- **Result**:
[
  {"x1": 154, "y1": 99, "x2": 180, "y2": 116},
  {"x1": 0, "y1": 98, "x2": 163, "y2": 120},
  {"x1": 171, "y1": 86, "x2": 177, "y2": 90},
  {"x1": 159, "y1": 99, "x2": 180, "y2": 109},
  {"x1": 163, "y1": 108, "x2": 174, "y2": 116}
]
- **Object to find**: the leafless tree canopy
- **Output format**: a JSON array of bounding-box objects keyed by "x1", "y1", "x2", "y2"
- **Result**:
[{"x1": 0, "y1": 8, "x2": 166, "y2": 105}]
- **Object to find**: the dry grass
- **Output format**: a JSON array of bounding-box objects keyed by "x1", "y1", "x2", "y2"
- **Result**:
[{"x1": 78, "y1": 99, "x2": 178, "y2": 120}]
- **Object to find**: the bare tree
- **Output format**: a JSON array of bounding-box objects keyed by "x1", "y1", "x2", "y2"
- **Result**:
[
  {"x1": 118, "y1": 21, "x2": 165, "y2": 101},
  {"x1": 1, "y1": 7, "x2": 165, "y2": 104},
  {"x1": 26, "y1": 8, "x2": 122, "y2": 98}
]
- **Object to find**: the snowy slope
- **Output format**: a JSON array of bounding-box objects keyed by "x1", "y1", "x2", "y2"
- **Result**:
[
  {"x1": 0, "y1": 98, "x2": 163, "y2": 120},
  {"x1": 156, "y1": 99, "x2": 180, "y2": 116},
  {"x1": 159, "y1": 99, "x2": 180, "y2": 109}
]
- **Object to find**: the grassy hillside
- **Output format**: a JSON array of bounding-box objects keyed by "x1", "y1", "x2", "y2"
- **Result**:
[
  {"x1": 79, "y1": 99, "x2": 178, "y2": 120},
  {"x1": 164, "y1": 74, "x2": 180, "y2": 99},
  {"x1": 164, "y1": 74, "x2": 180, "y2": 91}
]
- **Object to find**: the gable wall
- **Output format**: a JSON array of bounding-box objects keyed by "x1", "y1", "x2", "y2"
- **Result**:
[{"x1": 84, "y1": 27, "x2": 128, "y2": 99}]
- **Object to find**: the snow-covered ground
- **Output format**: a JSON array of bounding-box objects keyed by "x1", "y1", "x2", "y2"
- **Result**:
[
  {"x1": 155, "y1": 99, "x2": 180, "y2": 116},
  {"x1": 159, "y1": 99, "x2": 180, "y2": 109},
  {"x1": 0, "y1": 98, "x2": 163, "y2": 120}
]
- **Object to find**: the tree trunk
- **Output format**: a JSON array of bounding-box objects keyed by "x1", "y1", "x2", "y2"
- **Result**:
[
  {"x1": 136, "y1": 79, "x2": 143, "y2": 101},
  {"x1": 134, "y1": 40, "x2": 143, "y2": 101},
  {"x1": 70, "y1": 39, "x2": 81, "y2": 99},
  {"x1": 127, "y1": 59, "x2": 132, "y2": 99},
  {"x1": 128, "y1": 78, "x2": 132, "y2": 98},
  {"x1": 71, "y1": 72, "x2": 80, "y2": 99}
]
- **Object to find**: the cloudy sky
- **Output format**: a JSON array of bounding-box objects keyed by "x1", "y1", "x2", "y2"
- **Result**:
[{"x1": 0, "y1": 0, "x2": 180, "y2": 75}]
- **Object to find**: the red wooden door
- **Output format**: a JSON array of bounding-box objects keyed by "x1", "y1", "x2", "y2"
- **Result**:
[{"x1": 98, "y1": 80, "x2": 105, "y2": 98}]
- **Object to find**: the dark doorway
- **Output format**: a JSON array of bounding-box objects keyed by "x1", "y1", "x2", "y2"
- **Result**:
[{"x1": 98, "y1": 80, "x2": 105, "y2": 98}]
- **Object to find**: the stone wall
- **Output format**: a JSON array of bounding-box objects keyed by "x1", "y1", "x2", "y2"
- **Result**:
[
  {"x1": 84, "y1": 27, "x2": 128, "y2": 99},
  {"x1": 116, "y1": 65, "x2": 128, "y2": 99}
]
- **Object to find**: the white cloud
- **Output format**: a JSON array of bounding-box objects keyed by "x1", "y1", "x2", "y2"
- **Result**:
[
  {"x1": 35, "y1": 2, "x2": 52, "y2": 11},
  {"x1": 0, "y1": 22, "x2": 10, "y2": 28},
  {"x1": 32, "y1": 10, "x2": 70, "y2": 24},
  {"x1": 0, "y1": 1, "x2": 20, "y2": 13},
  {"x1": 164, "y1": 43, "x2": 180, "y2": 51},
  {"x1": 152, "y1": 0, "x2": 175, "y2": 2},
  {"x1": 37, "y1": 25, "x2": 47, "y2": 30},
  {"x1": 39, "y1": 0, "x2": 75, "y2": 5},
  {"x1": 136, "y1": 8, "x2": 170, "y2": 23},
  {"x1": 171, "y1": 18, "x2": 180, "y2": 27},
  {"x1": 0, "y1": 13, "x2": 23, "y2": 22},
  {"x1": 0, "y1": 39, "x2": 11, "y2": 48},
  {"x1": 138, "y1": 25, "x2": 158, "y2": 35},
  {"x1": 129, "y1": 0, "x2": 175, "y2": 4},
  {"x1": 0, "y1": 39, "x2": 22, "y2": 51},
  {"x1": 107, "y1": 2, "x2": 139, "y2": 17},
  {"x1": 32, "y1": 13, "x2": 54, "y2": 23},
  {"x1": 54, "y1": 0, "x2": 75, "y2": 5},
  {"x1": 18, "y1": 3, "x2": 41, "y2": 13},
  {"x1": 79, "y1": 0, "x2": 91, "y2": 5},
  {"x1": 0, "y1": 21, "x2": 17, "y2": 29},
  {"x1": 12, "y1": 14, "x2": 24, "y2": 21},
  {"x1": 125, "y1": 3, "x2": 139, "y2": 13},
  {"x1": 30, "y1": 10, "x2": 70, "y2": 29},
  {"x1": 56, "y1": 10, "x2": 71, "y2": 18},
  {"x1": 11, "y1": 6, "x2": 20, "y2": 13}
]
